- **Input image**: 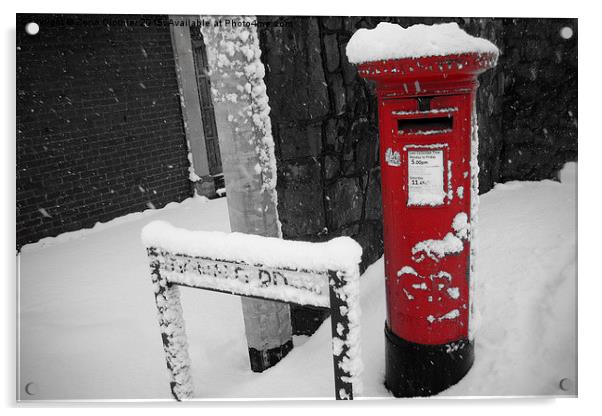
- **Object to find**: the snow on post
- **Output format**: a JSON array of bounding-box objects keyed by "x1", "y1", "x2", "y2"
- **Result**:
[
  {"x1": 348, "y1": 21, "x2": 498, "y2": 396},
  {"x1": 147, "y1": 246, "x2": 194, "y2": 400},
  {"x1": 199, "y1": 16, "x2": 280, "y2": 234},
  {"x1": 199, "y1": 16, "x2": 292, "y2": 372},
  {"x1": 346, "y1": 22, "x2": 499, "y2": 64},
  {"x1": 347, "y1": 22, "x2": 498, "y2": 344},
  {"x1": 468, "y1": 104, "x2": 480, "y2": 340},
  {"x1": 142, "y1": 220, "x2": 363, "y2": 400}
]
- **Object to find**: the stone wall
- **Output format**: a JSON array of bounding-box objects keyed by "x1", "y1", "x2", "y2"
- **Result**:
[
  {"x1": 258, "y1": 16, "x2": 577, "y2": 271},
  {"x1": 497, "y1": 18, "x2": 578, "y2": 182},
  {"x1": 17, "y1": 14, "x2": 192, "y2": 249}
]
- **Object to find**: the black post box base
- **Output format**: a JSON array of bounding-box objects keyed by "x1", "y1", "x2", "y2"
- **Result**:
[{"x1": 384, "y1": 324, "x2": 474, "y2": 397}]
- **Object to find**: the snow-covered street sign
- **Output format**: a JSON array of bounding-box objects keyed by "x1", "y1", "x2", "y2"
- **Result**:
[{"x1": 141, "y1": 220, "x2": 363, "y2": 400}]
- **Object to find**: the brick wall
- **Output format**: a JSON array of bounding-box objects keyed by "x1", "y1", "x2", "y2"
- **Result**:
[
  {"x1": 258, "y1": 16, "x2": 577, "y2": 271},
  {"x1": 16, "y1": 14, "x2": 192, "y2": 249}
]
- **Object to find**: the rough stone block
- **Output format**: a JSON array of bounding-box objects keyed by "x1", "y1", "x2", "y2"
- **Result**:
[
  {"x1": 326, "y1": 177, "x2": 362, "y2": 230},
  {"x1": 331, "y1": 73, "x2": 346, "y2": 115},
  {"x1": 321, "y1": 16, "x2": 343, "y2": 31},
  {"x1": 324, "y1": 117, "x2": 345, "y2": 153},
  {"x1": 324, "y1": 154, "x2": 340, "y2": 180},
  {"x1": 323, "y1": 34, "x2": 340, "y2": 73},
  {"x1": 277, "y1": 158, "x2": 325, "y2": 237},
  {"x1": 364, "y1": 168, "x2": 382, "y2": 221},
  {"x1": 278, "y1": 122, "x2": 322, "y2": 161}
]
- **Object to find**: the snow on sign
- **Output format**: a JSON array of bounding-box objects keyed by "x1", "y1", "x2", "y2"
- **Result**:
[
  {"x1": 141, "y1": 220, "x2": 363, "y2": 401},
  {"x1": 407, "y1": 150, "x2": 446, "y2": 206},
  {"x1": 385, "y1": 148, "x2": 401, "y2": 167}
]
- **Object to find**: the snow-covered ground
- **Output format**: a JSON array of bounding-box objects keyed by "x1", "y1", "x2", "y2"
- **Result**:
[{"x1": 17, "y1": 163, "x2": 577, "y2": 400}]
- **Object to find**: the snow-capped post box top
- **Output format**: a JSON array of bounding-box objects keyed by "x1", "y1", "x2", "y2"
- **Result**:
[
  {"x1": 346, "y1": 22, "x2": 499, "y2": 64},
  {"x1": 346, "y1": 22, "x2": 498, "y2": 85}
]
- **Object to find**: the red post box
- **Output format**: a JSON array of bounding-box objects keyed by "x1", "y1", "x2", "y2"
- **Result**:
[{"x1": 350, "y1": 23, "x2": 498, "y2": 397}]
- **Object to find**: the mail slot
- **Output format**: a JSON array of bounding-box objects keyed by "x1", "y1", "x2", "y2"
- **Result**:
[
  {"x1": 397, "y1": 117, "x2": 452, "y2": 135},
  {"x1": 353, "y1": 28, "x2": 498, "y2": 397}
]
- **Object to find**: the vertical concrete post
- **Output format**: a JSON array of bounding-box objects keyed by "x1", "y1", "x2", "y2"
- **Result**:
[
  {"x1": 201, "y1": 16, "x2": 293, "y2": 371},
  {"x1": 169, "y1": 16, "x2": 216, "y2": 198}
]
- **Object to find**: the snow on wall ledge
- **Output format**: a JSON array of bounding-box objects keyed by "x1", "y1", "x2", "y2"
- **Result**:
[
  {"x1": 141, "y1": 220, "x2": 363, "y2": 273},
  {"x1": 346, "y1": 22, "x2": 499, "y2": 64}
]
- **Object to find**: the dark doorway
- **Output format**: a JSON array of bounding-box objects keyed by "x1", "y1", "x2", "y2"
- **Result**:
[{"x1": 190, "y1": 28, "x2": 223, "y2": 177}]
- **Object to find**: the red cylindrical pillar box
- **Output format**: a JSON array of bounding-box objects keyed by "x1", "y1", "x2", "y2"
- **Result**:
[{"x1": 349, "y1": 23, "x2": 498, "y2": 397}]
